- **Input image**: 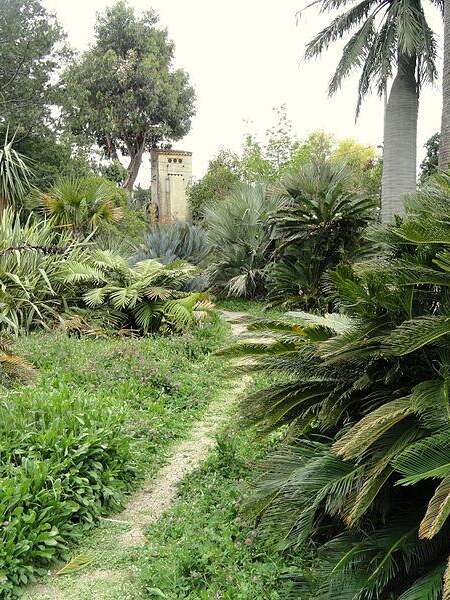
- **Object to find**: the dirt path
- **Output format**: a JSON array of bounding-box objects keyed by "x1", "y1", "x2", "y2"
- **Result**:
[{"x1": 25, "y1": 311, "x2": 254, "y2": 600}]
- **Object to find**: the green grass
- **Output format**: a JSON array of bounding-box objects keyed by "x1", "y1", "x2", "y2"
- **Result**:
[
  {"x1": 0, "y1": 319, "x2": 228, "y2": 598},
  {"x1": 216, "y1": 299, "x2": 286, "y2": 319},
  {"x1": 15, "y1": 319, "x2": 229, "y2": 478},
  {"x1": 136, "y1": 422, "x2": 314, "y2": 599}
]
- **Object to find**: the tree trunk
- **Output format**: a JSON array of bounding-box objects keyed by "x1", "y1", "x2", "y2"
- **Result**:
[
  {"x1": 439, "y1": 0, "x2": 450, "y2": 169},
  {"x1": 122, "y1": 144, "x2": 145, "y2": 192},
  {"x1": 381, "y1": 53, "x2": 418, "y2": 223}
]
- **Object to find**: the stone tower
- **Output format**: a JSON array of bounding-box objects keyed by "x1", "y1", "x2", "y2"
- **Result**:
[{"x1": 150, "y1": 149, "x2": 192, "y2": 222}]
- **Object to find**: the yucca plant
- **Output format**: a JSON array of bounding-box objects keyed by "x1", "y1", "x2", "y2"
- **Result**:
[
  {"x1": 0, "y1": 208, "x2": 87, "y2": 333},
  {"x1": 62, "y1": 249, "x2": 213, "y2": 334},
  {"x1": 32, "y1": 177, "x2": 124, "y2": 238},
  {"x1": 204, "y1": 182, "x2": 280, "y2": 298},
  {"x1": 268, "y1": 160, "x2": 376, "y2": 310},
  {"x1": 223, "y1": 171, "x2": 450, "y2": 598},
  {"x1": 0, "y1": 133, "x2": 32, "y2": 208}
]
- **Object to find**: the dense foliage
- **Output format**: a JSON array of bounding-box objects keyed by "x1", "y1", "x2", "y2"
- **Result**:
[
  {"x1": 31, "y1": 177, "x2": 125, "y2": 238},
  {"x1": 189, "y1": 109, "x2": 381, "y2": 221},
  {"x1": 268, "y1": 160, "x2": 376, "y2": 310},
  {"x1": 133, "y1": 221, "x2": 208, "y2": 266},
  {"x1": 204, "y1": 182, "x2": 280, "y2": 298},
  {"x1": 420, "y1": 132, "x2": 440, "y2": 182},
  {"x1": 0, "y1": 317, "x2": 227, "y2": 598},
  {"x1": 0, "y1": 209, "x2": 88, "y2": 332},
  {"x1": 67, "y1": 250, "x2": 212, "y2": 334},
  {"x1": 226, "y1": 173, "x2": 450, "y2": 598},
  {"x1": 0, "y1": 135, "x2": 32, "y2": 207},
  {"x1": 0, "y1": 0, "x2": 68, "y2": 135},
  {"x1": 63, "y1": 1, "x2": 195, "y2": 191}
]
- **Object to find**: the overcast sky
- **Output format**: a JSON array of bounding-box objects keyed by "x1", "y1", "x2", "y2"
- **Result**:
[{"x1": 43, "y1": 0, "x2": 444, "y2": 181}]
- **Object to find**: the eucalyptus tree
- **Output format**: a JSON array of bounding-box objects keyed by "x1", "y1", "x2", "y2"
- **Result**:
[{"x1": 305, "y1": 0, "x2": 440, "y2": 221}]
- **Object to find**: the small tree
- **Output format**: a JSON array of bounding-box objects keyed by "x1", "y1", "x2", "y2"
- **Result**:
[
  {"x1": 63, "y1": 1, "x2": 195, "y2": 192},
  {"x1": 420, "y1": 132, "x2": 440, "y2": 182}
]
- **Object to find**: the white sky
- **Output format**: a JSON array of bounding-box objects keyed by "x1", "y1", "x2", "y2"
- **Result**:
[{"x1": 43, "y1": 0, "x2": 444, "y2": 181}]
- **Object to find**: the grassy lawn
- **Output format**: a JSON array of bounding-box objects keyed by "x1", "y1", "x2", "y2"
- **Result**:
[{"x1": 1, "y1": 319, "x2": 229, "y2": 598}]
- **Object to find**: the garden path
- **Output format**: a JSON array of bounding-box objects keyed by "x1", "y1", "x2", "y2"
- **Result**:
[{"x1": 25, "y1": 310, "x2": 255, "y2": 600}]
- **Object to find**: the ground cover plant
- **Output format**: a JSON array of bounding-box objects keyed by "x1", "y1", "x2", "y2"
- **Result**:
[
  {"x1": 224, "y1": 172, "x2": 450, "y2": 598},
  {"x1": 138, "y1": 429, "x2": 313, "y2": 599},
  {"x1": 0, "y1": 318, "x2": 227, "y2": 598}
]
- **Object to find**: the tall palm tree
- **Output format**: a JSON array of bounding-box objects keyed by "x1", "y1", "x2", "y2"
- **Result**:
[
  {"x1": 439, "y1": 0, "x2": 450, "y2": 168},
  {"x1": 305, "y1": 0, "x2": 439, "y2": 221}
]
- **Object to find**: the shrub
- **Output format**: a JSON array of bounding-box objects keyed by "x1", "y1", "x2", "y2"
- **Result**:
[
  {"x1": 31, "y1": 177, "x2": 125, "y2": 238},
  {"x1": 225, "y1": 172, "x2": 450, "y2": 598},
  {"x1": 133, "y1": 221, "x2": 208, "y2": 266},
  {"x1": 0, "y1": 209, "x2": 88, "y2": 333},
  {"x1": 267, "y1": 160, "x2": 376, "y2": 310},
  {"x1": 204, "y1": 182, "x2": 280, "y2": 298},
  {"x1": 0, "y1": 391, "x2": 134, "y2": 597},
  {"x1": 64, "y1": 249, "x2": 214, "y2": 334}
]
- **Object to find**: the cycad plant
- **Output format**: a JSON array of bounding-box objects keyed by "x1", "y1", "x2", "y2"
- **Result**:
[
  {"x1": 33, "y1": 177, "x2": 124, "y2": 238},
  {"x1": 204, "y1": 182, "x2": 280, "y2": 298},
  {"x1": 268, "y1": 161, "x2": 376, "y2": 310},
  {"x1": 224, "y1": 171, "x2": 450, "y2": 598},
  {"x1": 63, "y1": 250, "x2": 213, "y2": 334}
]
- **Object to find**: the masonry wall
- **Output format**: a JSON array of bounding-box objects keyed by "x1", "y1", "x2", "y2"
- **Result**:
[{"x1": 150, "y1": 150, "x2": 192, "y2": 222}]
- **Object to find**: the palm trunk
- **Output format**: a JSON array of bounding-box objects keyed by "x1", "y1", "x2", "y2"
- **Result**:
[
  {"x1": 439, "y1": 0, "x2": 450, "y2": 169},
  {"x1": 381, "y1": 53, "x2": 418, "y2": 222}
]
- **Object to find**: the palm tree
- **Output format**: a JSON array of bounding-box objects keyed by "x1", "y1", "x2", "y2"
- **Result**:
[
  {"x1": 439, "y1": 0, "x2": 450, "y2": 168},
  {"x1": 34, "y1": 177, "x2": 124, "y2": 238},
  {"x1": 305, "y1": 0, "x2": 440, "y2": 221}
]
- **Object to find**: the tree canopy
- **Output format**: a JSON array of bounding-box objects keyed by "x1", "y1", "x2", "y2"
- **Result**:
[
  {"x1": 63, "y1": 1, "x2": 196, "y2": 191},
  {"x1": 0, "y1": 0, "x2": 68, "y2": 136}
]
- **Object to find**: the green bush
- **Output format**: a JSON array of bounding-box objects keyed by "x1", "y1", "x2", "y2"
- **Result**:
[
  {"x1": 267, "y1": 160, "x2": 376, "y2": 310},
  {"x1": 133, "y1": 221, "x2": 208, "y2": 266},
  {"x1": 0, "y1": 391, "x2": 134, "y2": 597},
  {"x1": 64, "y1": 249, "x2": 214, "y2": 334},
  {"x1": 204, "y1": 182, "x2": 280, "y2": 298},
  {"x1": 0, "y1": 209, "x2": 89, "y2": 333},
  {"x1": 226, "y1": 172, "x2": 450, "y2": 598},
  {"x1": 31, "y1": 177, "x2": 126, "y2": 238}
]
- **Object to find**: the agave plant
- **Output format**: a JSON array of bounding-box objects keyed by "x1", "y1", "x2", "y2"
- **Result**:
[
  {"x1": 268, "y1": 160, "x2": 376, "y2": 310},
  {"x1": 0, "y1": 133, "x2": 32, "y2": 208},
  {"x1": 204, "y1": 182, "x2": 280, "y2": 298},
  {"x1": 223, "y1": 171, "x2": 450, "y2": 598},
  {"x1": 133, "y1": 221, "x2": 208, "y2": 265},
  {"x1": 33, "y1": 177, "x2": 124, "y2": 238},
  {"x1": 62, "y1": 249, "x2": 213, "y2": 334}
]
